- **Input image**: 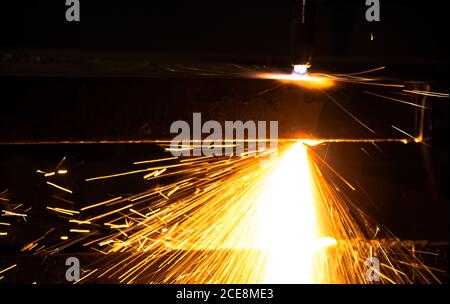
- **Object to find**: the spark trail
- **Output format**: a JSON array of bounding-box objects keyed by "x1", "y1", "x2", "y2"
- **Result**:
[{"x1": 19, "y1": 140, "x2": 439, "y2": 284}]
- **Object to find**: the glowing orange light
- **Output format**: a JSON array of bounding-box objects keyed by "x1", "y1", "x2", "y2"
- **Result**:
[{"x1": 256, "y1": 72, "x2": 334, "y2": 89}]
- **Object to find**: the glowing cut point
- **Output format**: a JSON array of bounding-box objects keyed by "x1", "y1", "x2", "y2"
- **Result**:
[
  {"x1": 255, "y1": 65, "x2": 333, "y2": 88},
  {"x1": 300, "y1": 139, "x2": 323, "y2": 147},
  {"x1": 293, "y1": 64, "x2": 309, "y2": 76},
  {"x1": 314, "y1": 237, "x2": 337, "y2": 250}
]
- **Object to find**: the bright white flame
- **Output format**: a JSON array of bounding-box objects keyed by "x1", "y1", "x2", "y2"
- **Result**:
[
  {"x1": 314, "y1": 237, "x2": 337, "y2": 250},
  {"x1": 255, "y1": 142, "x2": 318, "y2": 283},
  {"x1": 293, "y1": 64, "x2": 308, "y2": 76}
]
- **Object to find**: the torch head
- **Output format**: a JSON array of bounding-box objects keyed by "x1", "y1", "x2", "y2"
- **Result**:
[{"x1": 290, "y1": 0, "x2": 315, "y2": 67}]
